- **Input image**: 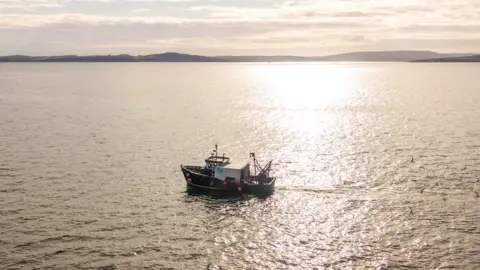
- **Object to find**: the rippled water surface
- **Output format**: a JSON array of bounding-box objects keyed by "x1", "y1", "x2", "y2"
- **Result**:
[{"x1": 1, "y1": 63, "x2": 480, "y2": 269}]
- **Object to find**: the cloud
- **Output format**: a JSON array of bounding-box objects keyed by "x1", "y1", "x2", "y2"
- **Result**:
[
  {"x1": 131, "y1": 8, "x2": 150, "y2": 13},
  {"x1": 0, "y1": 0, "x2": 203, "y2": 10},
  {"x1": 0, "y1": 0, "x2": 479, "y2": 55},
  {"x1": 400, "y1": 24, "x2": 480, "y2": 34},
  {"x1": 0, "y1": 0, "x2": 61, "y2": 10},
  {"x1": 0, "y1": 14, "x2": 186, "y2": 28}
]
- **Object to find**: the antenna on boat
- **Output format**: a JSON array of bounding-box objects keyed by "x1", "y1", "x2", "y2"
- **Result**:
[
  {"x1": 213, "y1": 144, "x2": 218, "y2": 156},
  {"x1": 250, "y1": 152, "x2": 256, "y2": 176}
]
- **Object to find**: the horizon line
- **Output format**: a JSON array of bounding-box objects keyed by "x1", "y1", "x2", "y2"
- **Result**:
[{"x1": 1, "y1": 49, "x2": 478, "y2": 58}]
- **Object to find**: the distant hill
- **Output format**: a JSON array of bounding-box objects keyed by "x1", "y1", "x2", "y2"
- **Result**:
[
  {"x1": 0, "y1": 51, "x2": 476, "y2": 62},
  {"x1": 217, "y1": 56, "x2": 310, "y2": 62},
  {"x1": 412, "y1": 54, "x2": 480, "y2": 62},
  {"x1": 218, "y1": 51, "x2": 474, "y2": 62},
  {"x1": 0, "y1": 52, "x2": 226, "y2": 62},
  {"x1": 136, "y1": 52, "x2": 227, "y2": 62},
  {"x1": 0, "y1": 54, "x2": 136, "y2": 62},
  {"x1": 311, "y1": 51, "x2": 474, "y2": 62}
]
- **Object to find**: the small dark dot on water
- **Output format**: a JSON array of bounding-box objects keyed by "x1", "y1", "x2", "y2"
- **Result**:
[{"x1": 98, "y1": 265, "x2": 116, "y2": 270}]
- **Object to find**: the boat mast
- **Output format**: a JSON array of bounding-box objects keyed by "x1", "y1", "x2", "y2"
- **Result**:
[{"x1": 250, "y1": 152, "x2": 256, "y2": 176}]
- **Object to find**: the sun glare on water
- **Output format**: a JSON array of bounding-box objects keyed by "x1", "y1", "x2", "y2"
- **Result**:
[
  {"x1": 246, "y1": 63, "x2": 367, "y2": 138},
  {"x1": 244, "y1": 63, "x2": 371, "y2": 187},
  {"x1": 250, "y1": 63, "x2": 362, "y2": 110}
]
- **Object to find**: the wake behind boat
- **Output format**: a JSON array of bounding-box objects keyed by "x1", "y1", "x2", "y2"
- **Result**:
[{"x1": 180, "y1": 145, "x2": 276, "y2": 197}]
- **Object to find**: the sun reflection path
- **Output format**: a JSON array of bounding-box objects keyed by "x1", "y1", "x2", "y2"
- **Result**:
[
  {"x1": 250, "y1": 63, "x2": 364, "y2": 110},
  {"x1": 246, "y1": 63, "x2": 372, "y2": 189}
]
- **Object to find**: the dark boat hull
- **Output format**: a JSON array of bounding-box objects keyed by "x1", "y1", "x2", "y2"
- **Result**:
[
  {"x1": 180, "y1": 165, "x2": 275, "y2": 197},
  {"x1": 245, "y1": 177, "x2": 276, "y2": 198}
]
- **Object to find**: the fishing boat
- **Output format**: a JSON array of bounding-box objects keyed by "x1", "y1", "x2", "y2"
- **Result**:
[{"x1": 180, "y1": 145, "x2": 276, "y2": 197}]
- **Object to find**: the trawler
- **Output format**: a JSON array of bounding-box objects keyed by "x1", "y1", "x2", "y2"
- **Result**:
[{"x1": 180, "y1": 145, "x2": 275, "y2": 197}]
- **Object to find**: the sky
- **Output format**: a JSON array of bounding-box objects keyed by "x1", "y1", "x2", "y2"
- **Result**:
[{"x1": 0, "y1": 0, "x2": 479, "y2": 56}]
